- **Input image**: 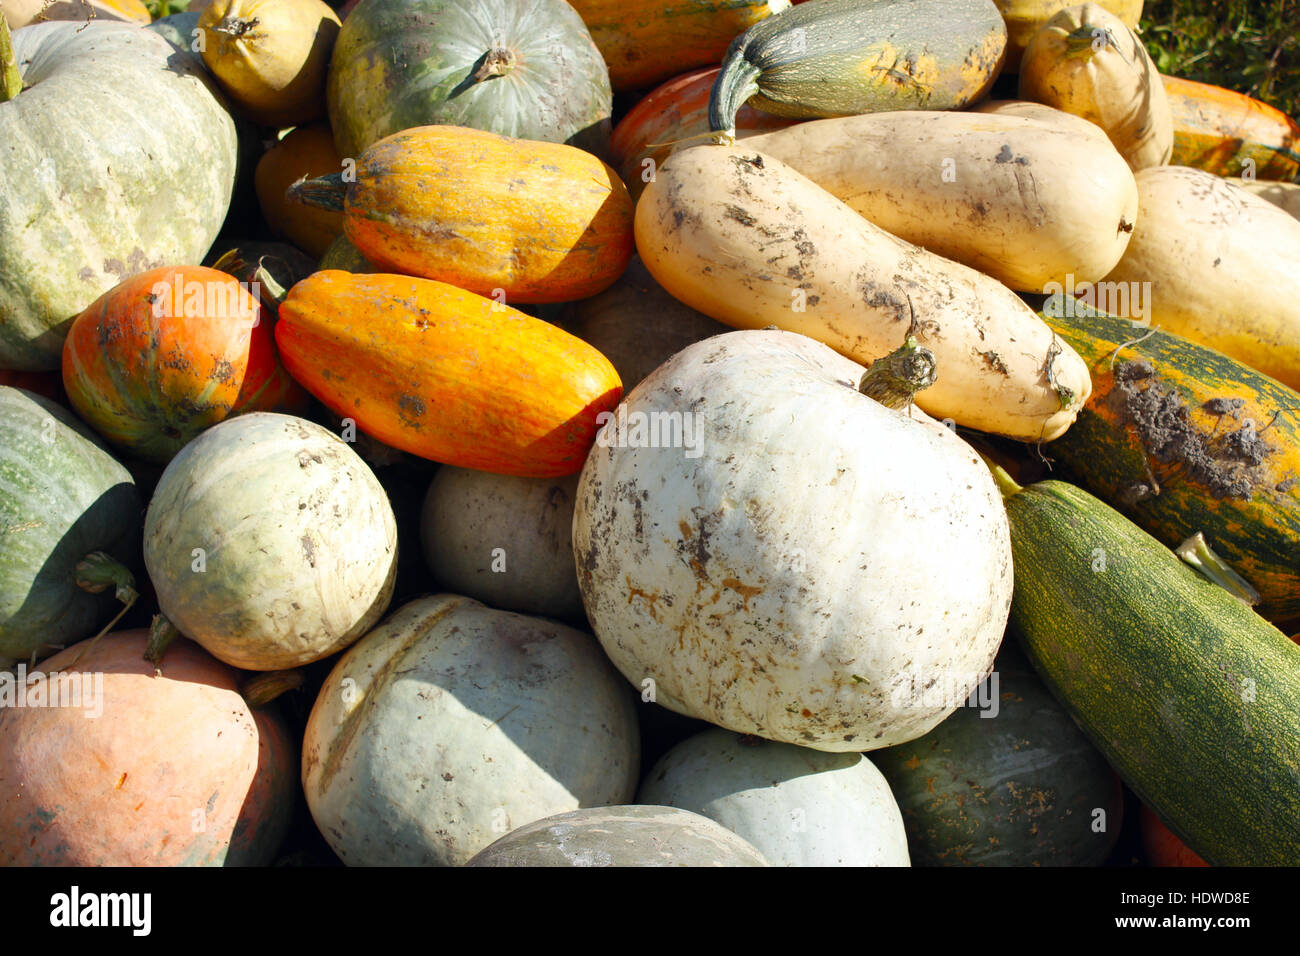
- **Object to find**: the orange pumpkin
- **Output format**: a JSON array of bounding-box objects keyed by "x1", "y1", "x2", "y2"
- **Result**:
[
  {"x1": 610, "y1": 66, "x2": 799, "y2": 201},
  {"x1": 292, "y1": 125, "x2": 634, "y2": 304},
  {"x1": 61, "y1": 265, "x2": 307, "y2": 463},
  {"x1": 1140, "y1": 803, "x2": 1209, "y2": 867},
  {"x1": 0, "y1": 631, "x2": 294, "y2": 866},
  {"x1": 254, "y1": 123, "x2": 345, "y2": 258},
  {"x1": 1163, "y1": 74, "x2": 1300, "y2": 181},
  {"x1": 275, "y1": 271, "x2": 623, "y2": 477}
]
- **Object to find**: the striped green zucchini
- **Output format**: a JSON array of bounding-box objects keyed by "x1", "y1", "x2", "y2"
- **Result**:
[
  {"x1": 708, "y1": 0, "x2": 1007, "y2": 138},
  {"x1": 998, "y1": 470, "x2": 1300, "y2": 866}
]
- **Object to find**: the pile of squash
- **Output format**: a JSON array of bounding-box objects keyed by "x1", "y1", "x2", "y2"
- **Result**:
[{"x1": 0, "y1": 0, "x2": 1297, "y2": 868}]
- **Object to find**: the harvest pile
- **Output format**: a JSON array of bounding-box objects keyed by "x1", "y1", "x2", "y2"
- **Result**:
[{"x1": 0, "y1": 0, "x2": 1297, "y2": 868}]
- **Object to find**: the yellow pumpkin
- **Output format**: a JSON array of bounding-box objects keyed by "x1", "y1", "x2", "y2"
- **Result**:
[
  {"x1": 198, "y1": 0, "x2": 340, "y2": 129},
  {"x1": 254, "y1": 123, "x2": 344, "y2": 258}
]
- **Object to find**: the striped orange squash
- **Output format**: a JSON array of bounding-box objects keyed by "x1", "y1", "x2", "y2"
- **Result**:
[
  {"x1": 274, "y1": 271, "x2": 622, "y2": 477},
  {"x1": 1163, "y1": 74, "x2": 1300, "y2": 181}
]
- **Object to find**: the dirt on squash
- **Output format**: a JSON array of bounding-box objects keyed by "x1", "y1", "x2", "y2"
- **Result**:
[{"x1": 1108, "y1": 359, "x2": 1275, "y2": 500}]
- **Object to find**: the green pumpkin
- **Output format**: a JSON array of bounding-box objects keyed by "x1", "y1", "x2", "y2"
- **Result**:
[
  {"x1": 0, "y1": 21, "x2": 238, "y2": 370},
  {"x1": 872, "y1": 643, "x2": 1124, "y2": 866},
  {"x1": 0, "y1": 387, "x2": 140, "y2": 664},
  {"x1": 326, "y1": 0, "x2": 613, "y2": 160}
]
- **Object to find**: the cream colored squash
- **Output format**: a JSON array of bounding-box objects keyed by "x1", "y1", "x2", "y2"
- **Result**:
[
  {"x1": 573, "y1": 330, "x2": 1014, "y2": 753},
  {"x1": 1228, "y1": 178, "x2": 1300, "y2": 221},
  {"x1": 994, "y1": 0, "x2": 1142, "y2": 72}
]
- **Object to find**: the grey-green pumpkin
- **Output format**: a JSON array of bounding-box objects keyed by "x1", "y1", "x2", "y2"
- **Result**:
[
  {"x1": 0, "y1": 386, "x2": 140, "y2": 665},
  {"x1": 325, "y1": 0, "x2": 613, "y2": 161},
  {"x1": 464, "y1": 805, "x2": 770, "y2": 867},
  {"x1": 0, "y1": 20, "x2": 238, "y2": 370}
]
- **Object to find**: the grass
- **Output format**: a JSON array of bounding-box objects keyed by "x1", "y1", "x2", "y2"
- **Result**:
[{"x1": 1140, "y1": 0, "x2": 1300, "y2": 119}]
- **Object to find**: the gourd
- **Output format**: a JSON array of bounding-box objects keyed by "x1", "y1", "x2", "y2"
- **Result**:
[
  {"x1": 61, "y1": 266, "x2": 306, "y2": 464},
  {"x1": 198, "y1": 0, "x2": 341, "y2": 128},
  {"x1": 708, "y1": 0, "x2": 1007, "y2": 139},
  {"x1": 302, "y1": 595, "x2": 641, "y2": 866},
  {"x1": 1018, "y1": 3, "x2": 1172, "y2": 170},
  {"x1": 143, "y1": 412, "x2": 398, "y2": 671},
  {"x1": 0, "y1": 386, "x2": 139, "y2": 665},
  {"x1": 573, "y1": 330, "x2": 1013, "y2": 752},
  {"x1": 0, "y1": 631, "x2": 294, "y2": 866},
  {"x1": 994, "y1": 0, "x2": 1142, "y2": 72},
  {"x1": 1163, "y1": 74, "x2": 1300, "y2": 181},
  {"x1": 254, "y1": 123, "x2": 344, "y2": 258},
  {"x1": 1228, "y1": 178, "x2": 1300, "y2": 220},
  {"x1": 326, "y1": 0, "x2": 613, "y2": 160},
  {"x1": 638, "y1": 728, "x2": 910, "y2": 866},
  {"x1": 274, "y1": 271, "x2": 623, "y2": 478},
  {"x1": 0, "y1": 20, "x2": 238, "y2": 370},
  {"x1": 465, "y1": 806, "x2": 770, "y2": 866},
  {"x1": 635, "y1": 142, "x2": 1092, "y2": 442}
]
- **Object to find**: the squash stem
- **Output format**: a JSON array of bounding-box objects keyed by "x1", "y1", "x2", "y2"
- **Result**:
[
  {"x1": 858, "y1": 336, "x2": 937, "y2": 410},
  {"x1": 708, "y1": 59, "x2": 762, "y2": 138},
  {"x1": 1175, "y1": 532, "x2": 1261, "y2": 606},
  {"x1": 979, "y1": 455, "x2": 1024, "y2": 500},
  {"x1": 75, "y1": 552, "x2": 138, "y2": 608},
  {"x1": 471, "y1": 48, "x2": 516, "y2": 82},
  {"x1": 241, "y1": 669, "x2": 304, "y2": 708},
  {"x1": 144, "y1": 615, "x2": 181, "y2": 675},
  {"x1": 287, "y1": 173, "x2": 346, "y2": 213},
  {"x1": 0, "y1": 13, "x2": 22, "y2": 104}
]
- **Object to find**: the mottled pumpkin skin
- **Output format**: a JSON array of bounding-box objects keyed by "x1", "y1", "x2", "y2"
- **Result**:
[
  {"x1": 610, "y1": 66, "x2": 798, "y2": 201},
  {"x1": 0, "y1": 632, "x2": 294, "y2": 866},
  {"x1": 342, "y1": 125, "x2": 634, "y2": 303},
  {"x1": 61, "y1": 266, "x2": 307, "y2": 464},
  {"x1": 1163, "y1": 74, "x2": 1300, "y2": 181},
  {"x1": 569, "y1": 0, "x2": 789, "y2": 93},
  {"x1": 275, "y1": 271, "x2": 623, "y2": 477},
  {"x1": 327, "y1": 0, "x2": 612, "y2": 160},
  {"x1": 1042, "y1": 301, "x2": 1300, "y2": 621},
  {"x1": 0, "y1": 387, "x2": 140, "y2": 664},
  {"x1": 0, "y1": 22, "x2": 238, "y2": 370},
  {"x1": 255, "y1": 124, "x2": 344, "y2": 258},
  {"x1": 466, "y1": 805, "x2": 770, "y2": 866}
]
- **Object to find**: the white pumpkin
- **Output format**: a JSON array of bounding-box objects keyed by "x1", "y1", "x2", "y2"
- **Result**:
[
  {"x1": 573, "y1": 329, "x2": 1013, "y2": 752},
  {"x1": 637, "y1": 728, "x2": 911, "y2": 866},
  {"x1": 302, "y1": 595, "x2": 641, "y2": 866},
  {"x1": 419, "y1": 467, "x2": 583, "y2": 622}
]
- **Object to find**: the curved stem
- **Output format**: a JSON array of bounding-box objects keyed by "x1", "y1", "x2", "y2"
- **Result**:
[
  {"x1": 858, "y1": 336, "x2": 937, "y2": 410},
  {"x1": 288, "y1": 172, "x2": 347, "y2": 212},
  {"x1": 1176, "y1": 532, "x2": 1260, "y2": 606},
  {"x1": 0, "y1": 13, "x2": 22, "y2": 104},
  {"x1": 708, "y1": 57, "x2": 762, "y2": 138},
  {"x1": 251, "y1": 257, "x2": 289, "y2": 310},
  {"x1": 241, "y1": 669, "x2": 304, "y2": 708},
  {"x1": 144, "y1": 615, "x2": 181, "y2": 675},
  {"x1": 75, "y1": 552, "x2": 138, "y2": 607}
]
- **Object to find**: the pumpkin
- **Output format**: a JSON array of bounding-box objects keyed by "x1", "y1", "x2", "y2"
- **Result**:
[
  {"x1": 143, "y1": 412, "x2": 398, "y2": 671},
  {"x1": 2, "y1": 0, "x2": 150, "y2": 29},
  {"x1": 873, "y1": 643, "x2": 1124, "y2": 866},
  {"x1": 465, "y1": 806, "x2": 770, "y2": 866},
  {"x1": 568, "y1": 0, "x2": 789, "y2": 94},
  {"x1": 1140, "y1": 803, "x2": 1208, "y2": 867},
  {"x1": 743, "y1": 107, "x2": 1138, "y2": 293},
  {"x1": 1018, "y1": 3, "x2": 1172, "y2": 171},
  {"x1": 0, "y1": 631, "x2": 294, "y2": 866},
  {"x1": 274, "y1": 271, "x2": 623, "y2": 478},
  {"x1": 0, "y1": 386, "x2": 140, "y2": 666},
  {"x1": 0, "y1": 20, "x2": 238, "y2": 370},
  {"x1": 994, "y1": 0, "x2": 1142, "y2": 72},
  {"x1": 635, "y1": 142, "x2": 1092, "y2": 442},
  {"x1": 254, "y1": 123, "x2": 344, "y2": 259},
  {"x1": 610, "y1": 66, "x2": 798, "y2": 202},
  {"x1": 198, "y1": 0, "x2": 341, "y2": 129},
  {"x1": 709, "y1": 0, "x2": 1007, "y2": 139},
  {"x1": 326, "y1": 0, "x2": 613, "y2": 161},
  {"x1": 302, "y1": 595, "x2": 641, "y2": 866},
  {"x1": 61, "y1": 266, "x2": 307, "y2": 464},
  {"x1": 1228, "y1": 178, "x2": 1300, "y2": 220},
  {"x1": 1102, "y1": 165, "x2": 1300, "y2": 393},
  {"x1": 638, "y1": 728, "x2": 910, "y2": 866},
  {"x1": 1163, "y1": 74, "x2": 1300, "y2": 181},
  {"x1": 573, "y1": 330, "x2": 1014, "y2": 752},
  {"x1": 561, "y1": 256, "x2": 729, "y2": 390},
  {"x1": 291, "y1": 124, "x2": 635, "y2": 304},
  {"x1": 420, "y1": 468, "x2": 585, "y2": 622}
]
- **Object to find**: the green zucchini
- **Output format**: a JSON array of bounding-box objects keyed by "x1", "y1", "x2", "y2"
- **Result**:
[
  {"x1": 708, "y1": 0, "x2": 1007, "y2": 138},
  {"x1": 997, "y1": 470, "x2": 1300, "y2": 866},
  {"x1": 1039, "y1": 295, "x2": 1300, "y2": 621}
]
